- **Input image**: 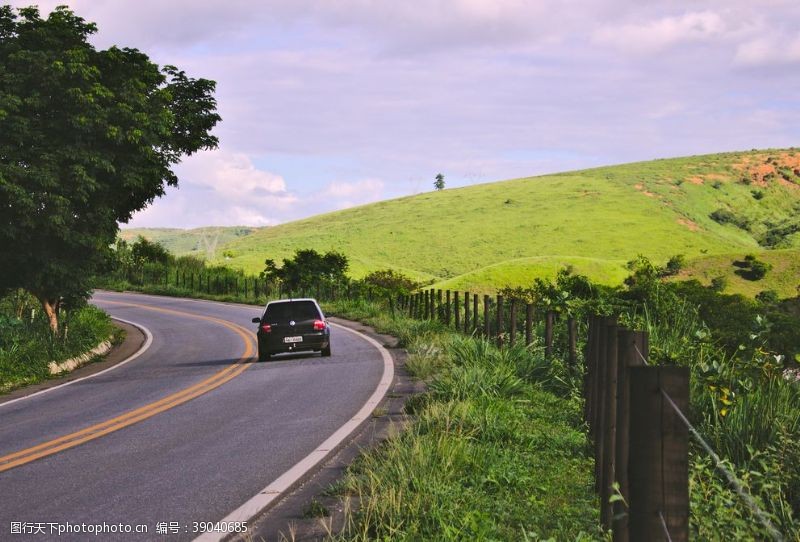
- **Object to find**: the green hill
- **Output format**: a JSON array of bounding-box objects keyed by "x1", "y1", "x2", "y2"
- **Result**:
[
  {"x1": 211, "y1": 149, "x2": 800, "y2": 297},
  {"x1": 119, "y1": 226, "x2": 261, "y2": 260}
]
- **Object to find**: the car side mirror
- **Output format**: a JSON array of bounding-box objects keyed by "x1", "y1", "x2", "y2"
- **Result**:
[{"x1": 252, "y1": 317, "x2": 261, "y2": 323}]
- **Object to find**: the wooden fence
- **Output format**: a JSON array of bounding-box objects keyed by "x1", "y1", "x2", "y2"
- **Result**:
[{"x1": 399, "y1": 289, "x2": 691, "y2": 541}]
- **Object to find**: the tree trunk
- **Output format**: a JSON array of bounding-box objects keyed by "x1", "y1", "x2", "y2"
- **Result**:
[{"x1": 40, "y1": 297, "x2": 60, "y2": 334}]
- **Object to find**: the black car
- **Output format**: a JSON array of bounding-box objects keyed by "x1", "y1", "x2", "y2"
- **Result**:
[{"x1": 252, "y1": 298, "x2": 331, "y2": 361}]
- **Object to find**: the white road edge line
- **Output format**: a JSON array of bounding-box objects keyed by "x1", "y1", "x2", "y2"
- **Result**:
[
  {"x1": 194, "y1": 322, "x2": 395, "y2": 542},
  {"x1": 0, "y1": 317, "x2": 153, "y2": 410}
]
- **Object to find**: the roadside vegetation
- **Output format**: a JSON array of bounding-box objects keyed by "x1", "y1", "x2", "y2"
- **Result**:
[
  {"x1": 0, "y1": 290, "x2": 116, "y2": 393},
  {"x1": 324, "y1": 299, "x2": 602, "y2": 540},
  {"x1": 318, "y1": 258, "x2": 800, "y2": 540}
]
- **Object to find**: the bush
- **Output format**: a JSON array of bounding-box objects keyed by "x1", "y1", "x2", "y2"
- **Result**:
[
  {"x1": 661, "y1": 254, "x2": 686, "y2": 277},
  {"x1": 0, "y1": 292, "x2": 114, "y2": 392},
  {"x1": 756, "y1": 290, "x2": 780, "y2": 305},
  {"x1": 710, "y1": 209, "x2": 751, "y2": 231}
]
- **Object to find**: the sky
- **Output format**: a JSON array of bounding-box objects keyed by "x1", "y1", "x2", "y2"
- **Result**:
[{"x1": 11, "y1": 1, "x2": 800, "y2": 228}]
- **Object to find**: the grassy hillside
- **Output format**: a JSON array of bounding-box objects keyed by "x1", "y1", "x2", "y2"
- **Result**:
[
  {"x1": 211, "y1": 149, "x2": 800, "y2": 297},
  {"x1": 670, "y1": 249, "x2": 800, "y2": 299},
  {"x1": 119, "y1": 226, "x2": 261, "y2": 260}
]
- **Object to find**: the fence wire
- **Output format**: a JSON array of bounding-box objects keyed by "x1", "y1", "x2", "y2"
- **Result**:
[{"x1": 660, "y1": 389, "x2": 784, "y2": 542}]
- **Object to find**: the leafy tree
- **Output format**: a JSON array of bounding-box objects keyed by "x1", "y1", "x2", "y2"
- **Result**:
[
  {"x1": 0, "y1": 6, "x2": 220, "y2": 332},
  {"x1": 130, "y1": 236, "x2": 172, "y2": 266},
  {"x1": 361, "y1": 269, "x2": 419, "y2": 296},
  {"x1": 434, "y1": 173, "x2": 445, "y2": 191},
  {"x1": 261, "y1": 249, "x2": 349, "y2": 293}
]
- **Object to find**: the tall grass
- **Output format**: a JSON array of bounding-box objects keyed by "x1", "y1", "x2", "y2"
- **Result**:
[
  {"x1": 623, "y1": 283, "x2": 800, "y2": 537},
  {"x1": 0, "y1": 291, "x2": 115, "y2": 393},
  {"x1": 326, "y1": 301, "x2": 602, "y2": 541}
]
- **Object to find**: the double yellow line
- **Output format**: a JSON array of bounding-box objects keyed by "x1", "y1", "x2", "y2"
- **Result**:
[{"x1": 0, "y1": 300, "x2": 255, "y2": 474}]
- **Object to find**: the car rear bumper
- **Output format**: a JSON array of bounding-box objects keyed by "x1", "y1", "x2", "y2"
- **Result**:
[{"x1": 258, "y1": 332, "x2": 329, "y2": 355}]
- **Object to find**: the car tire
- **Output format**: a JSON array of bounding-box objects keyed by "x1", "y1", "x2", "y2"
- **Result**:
[
  {"x1": 321, "y1": 345, "x2": 331, "y2": 357},
  {"x1": 258, "y1": 348, "x2": 271, "y2": 362}
]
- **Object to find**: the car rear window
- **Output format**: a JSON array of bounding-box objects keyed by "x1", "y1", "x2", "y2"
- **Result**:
[{"x1": 264, "y1": 301, "x2": 321, "y2": 322}]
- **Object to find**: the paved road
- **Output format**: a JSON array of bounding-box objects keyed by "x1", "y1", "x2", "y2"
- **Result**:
[{"x1": 0, "y1": 291, "x2": 386, "y2": 541}]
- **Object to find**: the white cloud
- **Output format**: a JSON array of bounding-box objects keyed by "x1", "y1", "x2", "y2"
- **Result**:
[
  {"x1": 317, "y1": 179, "x2": 386, "y2": 210},
  {"x1": 734, "y1": 35, "x2": 800, "y2": 67},
  {"x1": 128, "y1": 149, "x2": 297, "y2": 228},
  {"x1": 593, "y1": 11, "x2": 726, "y2": 53}
]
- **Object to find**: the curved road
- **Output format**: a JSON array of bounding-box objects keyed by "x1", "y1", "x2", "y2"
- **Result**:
[{"x1": 0, "y1": 291, "x2": 388, "y2": 540}]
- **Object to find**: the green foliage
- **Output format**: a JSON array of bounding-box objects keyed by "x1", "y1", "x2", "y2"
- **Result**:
[
  {"x1": 261, "y1": 249, "x2": 348, "y2": 293},
  {"x1": 434, "y1": 172, "x2": 445, "y2": 191},
  {"x1": 662, "y1": 254, "x2": 686, "y2": 276},
  {"x1": 130, "y1": 236, "x2": 173, "y2": 266},
  {"x1": 0, "y1": 290, "x2": 114, "y2": 392},
  {"x1": 326, "y1": 302, "x2": 600, "y2": 540},
  {"x1": 709, "y1": 208, "x2": 751, "y2": 231},
  {"x1": 361, "y1": 269, "x2": 420, "y2": 297},
  {"x1": 0, "y1": 5, "x2": 219, "y2": 326},
  {"x1": 735, "y1": 256, "x2": 772, "y2": 281},
  {"x1": 756, "y1": 290, "x2": 780, "y2": 305},
  {"x1": 760, "y1": 218, "x2": 800, "y2": 248}
]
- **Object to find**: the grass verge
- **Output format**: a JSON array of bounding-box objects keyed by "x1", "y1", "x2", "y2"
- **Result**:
[
  {"x1": 324, "y1": 298, "x2": 602, "y2": 541},
  {"x1": 0, "y1": 291, "x2": 118, "y2": 393}
]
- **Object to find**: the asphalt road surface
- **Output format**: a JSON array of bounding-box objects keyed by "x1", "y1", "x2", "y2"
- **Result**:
[{"x1": 0, "y1": 291, "x2": 386, "y2": 541}]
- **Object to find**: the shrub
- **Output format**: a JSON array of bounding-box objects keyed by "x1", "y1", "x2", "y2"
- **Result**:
[
  {"x1": 756, "y1": 290, "x2": 780, "y2": 305},
  {"x1": 661, "y1": 254, "x2": 686, "y2": 277},
  {"x1": 751, "y1": 190, "x2": 765, "y2": 200},
  {"x1": 710, "y1": 276, "x2": 728, "y2": 293},
  {"x1": 710, "y1": 208, "x2": 751, "y2": 231}
]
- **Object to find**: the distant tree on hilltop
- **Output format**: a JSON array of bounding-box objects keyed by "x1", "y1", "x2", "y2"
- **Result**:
[{"x1": 434, "y1": 173, "x2": 445, "y2": 191}]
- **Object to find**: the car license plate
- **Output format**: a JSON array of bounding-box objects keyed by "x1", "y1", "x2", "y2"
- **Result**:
[{"x1": 284, "y1": 336, "x2": 303, "y2": 344}]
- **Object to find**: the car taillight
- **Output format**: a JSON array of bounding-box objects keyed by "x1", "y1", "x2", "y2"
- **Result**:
[
  {"x1": 261, "y1": 324, "x2": 272, "y2": 333},
  {"x1": 313, "y1": 320, "x2": 326, "y2": 331}
]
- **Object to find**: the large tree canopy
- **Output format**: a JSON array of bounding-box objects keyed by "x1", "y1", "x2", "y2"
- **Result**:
[{"x1": 0, "y1": 6, "x2": 220, "y2": 331}]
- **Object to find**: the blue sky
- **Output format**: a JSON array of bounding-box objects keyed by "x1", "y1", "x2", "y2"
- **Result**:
[{"x1": 14, "y1": 1, "x2": 800, "y2": 228}]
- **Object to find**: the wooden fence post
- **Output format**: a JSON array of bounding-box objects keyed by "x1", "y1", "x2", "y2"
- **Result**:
[
  {"x1": 446, "y1": 290, "x2": 451, "y2": 326},
  {"x1": 525, "y1": 303, "x2": 534, "y2": 345},
  {"x1": 509, "y1": 299, "x2": 517, "y2": 345},
  {"x1": 593, "y1": 316, "x2": 615, "y2": 492},
  {"x1": 495, "y1": 294, "x2": 504, "y2": 348},
  {"x1": 473, "y1": 294, "x2": 479, "y2": 333},
  {"x1": 568, "y1": 316, "x2": 578, "y2": 370},
  {"x1": 454, "y1": 291, "x2": 460, "y2": 330},
  {"x1": 583, "y1": 316, "x2": 597, "y2": 431},
  {"x1": 437, "y1": 290, "x2": 443, "y2": 321},
  {"x1": 483, "y1": 295, "x2": 490, "y2": 337},
  {"x1": 613, "y1": 330, "x2": 648, "y2": 542},
  {"x1": 628, "y1": 366, "x2": 689, "y2": 542},
  {"x1": 601, "y1": 321, "x2": 620, "y2": 529},
  {"x1": 464, "y1": 291, "x2": 470, "y2": 333},
  {"x1": 545, "y1": 310, "x2": 555, "y2": 359}
]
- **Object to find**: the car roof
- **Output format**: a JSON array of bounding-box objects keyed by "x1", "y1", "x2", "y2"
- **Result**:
[
  {"x1": 263, "y1": 298, "x2": 320, "y2": 308},
  {"x1": 266, "y1": 298, "x2": 318, "y2": 304}
]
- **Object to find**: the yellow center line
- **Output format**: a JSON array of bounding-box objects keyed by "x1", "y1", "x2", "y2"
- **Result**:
[{"x1": 0, "y1": 299, "x2": 256, "y2": 473}]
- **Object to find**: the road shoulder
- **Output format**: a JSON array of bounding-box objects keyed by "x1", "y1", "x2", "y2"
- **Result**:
[{"x1": 229, "y1": 317, "x2": 424, "y2": 542}]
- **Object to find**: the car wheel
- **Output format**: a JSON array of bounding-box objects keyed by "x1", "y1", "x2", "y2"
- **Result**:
[
  {"x1": 258, "y1": 348, "x2": 271, "y2": 362},
  {"x1": 321, "y1": 345, "x2": 331, "y2": 357}
]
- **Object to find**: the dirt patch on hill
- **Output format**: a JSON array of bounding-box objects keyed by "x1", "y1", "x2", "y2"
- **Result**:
[
  {"x1": 633, "y1": 183, "x2": 657, "y2": 198},
  {"x1": 733, "y1": 152, "x2": 800, "y2": 189},
  {"x1": 687, "y1": 176, "x2": 704, "y2": 185},
  {"x1": 677, "y1": 217, "x2": 699, "y2": 231}
]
